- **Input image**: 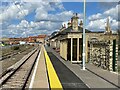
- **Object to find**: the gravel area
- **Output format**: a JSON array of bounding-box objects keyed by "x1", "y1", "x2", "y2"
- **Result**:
[
  {"x1": 1, "y1": 45, "x2": 33, "y2": 56},
  {"x1": 1, "y1": 45, "x2": 37, "y2": 75}
]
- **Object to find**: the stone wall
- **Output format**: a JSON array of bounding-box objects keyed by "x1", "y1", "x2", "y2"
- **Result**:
[
  {"x1": 60, "y1": 40, "x2": 67, "y2": 60},
  {"x1": 89, "y1": 40, "x2": 118, "y2": 71}
]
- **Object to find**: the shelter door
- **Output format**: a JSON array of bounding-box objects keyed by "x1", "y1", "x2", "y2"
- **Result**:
[{"x1": 73, "y1": 38, "x2": 77, "y2": 61}]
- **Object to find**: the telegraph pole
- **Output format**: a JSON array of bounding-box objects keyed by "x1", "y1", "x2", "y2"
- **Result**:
[{"x1": 82, "y1": 0, "x2": 86, "y2": 70}]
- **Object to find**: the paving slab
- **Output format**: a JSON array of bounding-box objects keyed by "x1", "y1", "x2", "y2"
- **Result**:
[
  {"x1": 45, "y1": 46, "x2": 119, "y2": 89},
  {"x1": 86, "y1": 63, "x2": 119, "y2": 88},
  {"x1": 47, "y1": 52, "x2": 89, "y2": 89},
  {"x1": 30, "y1": 47, "x2": 49, "y2": 89}
]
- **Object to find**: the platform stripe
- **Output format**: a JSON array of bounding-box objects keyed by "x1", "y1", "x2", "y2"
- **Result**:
[
  {"x1": 43, "y1": 46, "x2": 63, "y2": 89},
  {"x1": 29, "y1": 49, "x2": 41, "y2": 89}
]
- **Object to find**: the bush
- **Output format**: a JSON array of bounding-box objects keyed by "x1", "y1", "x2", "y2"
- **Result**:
[{"x1": 12, "y1": 46, "x2": 20, "y2": 50}]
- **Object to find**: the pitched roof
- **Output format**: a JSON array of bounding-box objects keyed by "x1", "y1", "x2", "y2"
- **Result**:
[
  {"x1": 38, "y1": 35, "x2": 47, "y2": 38},
  {"x1": 59, "y1": 26, "x2": 91, "y2": 35}
]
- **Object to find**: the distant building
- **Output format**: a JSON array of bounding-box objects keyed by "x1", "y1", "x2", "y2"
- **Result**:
[
  {"x1": 47, "y1": 13, "x2": 119, "y2": 72},
  {"x1": 0, "y1": 38, "x2": 9, "y2": 45},
  {"x1": 36, "y1": 35, "x2": 47, "y2": 43},
  {"x1": 6, "y1": 34, "x2": 47, "y2": 45},
  {"x1": 19, "y1": 41, "x2": 26, "y2": 45},
  {"x1": 28, "y1": 35, "x2": 47, "y2": 43}
]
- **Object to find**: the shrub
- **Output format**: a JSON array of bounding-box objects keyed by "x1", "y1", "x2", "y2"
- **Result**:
[{"x1": 12, "y1": 46, "x2": 20, "y2": 50}]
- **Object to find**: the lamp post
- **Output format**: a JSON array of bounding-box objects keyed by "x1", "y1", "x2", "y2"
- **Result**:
[{"x1": 82, "y1": 0, "x2": 86, "y2": 70}]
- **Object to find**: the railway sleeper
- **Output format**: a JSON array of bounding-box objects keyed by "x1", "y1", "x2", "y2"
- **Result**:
[{"x1": 1, "y1": 48, "x2": 39, "y2": 88}]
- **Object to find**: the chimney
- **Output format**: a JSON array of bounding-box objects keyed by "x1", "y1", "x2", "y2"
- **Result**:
[
  {"x1": 79, "y1": 20, "x2": 83, "y2": 28},
  {"x1": 105, "y1": 17, "x2": 112, "y2": 34},
  {"x1": 60, "y1": 24, "x2": 66, "y2": 32},
  {"x1": 64, "y1": 24, "x2": 66, "y2": 28},
  {"x1": 62, "y1": 25, "x2": 64, "y2": 28},
  {"x1": 76, "y1": 13, "x2": 78, "y2": 16},
  {"x1": 68, "y1": 20, "x2": 71, "y2": 27},
  {"x1": 71, "y1": 13, "x2": 79, "y2": 31}
]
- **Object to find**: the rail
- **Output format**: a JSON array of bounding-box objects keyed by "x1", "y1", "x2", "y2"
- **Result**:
[{"x1": 0, "y1": 47, "x2": 40, "y2": 89}]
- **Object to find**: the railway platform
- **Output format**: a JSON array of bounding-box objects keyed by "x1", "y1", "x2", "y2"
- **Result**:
[
  {"x1": 28, "y1": 45, "x2": 119, "y2": 89},
  {"x1": 29, "y1": 46, "x2": 49, "y2": 89}
]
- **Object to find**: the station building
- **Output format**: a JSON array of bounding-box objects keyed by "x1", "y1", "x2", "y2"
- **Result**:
[{"x1": 47, "y1": 13, "x2": 119, "y2": 71}]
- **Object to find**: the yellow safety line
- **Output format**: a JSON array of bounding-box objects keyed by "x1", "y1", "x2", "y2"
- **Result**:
[{"x1": 43, "y1": 46, "x2": 63, "y2": 90}]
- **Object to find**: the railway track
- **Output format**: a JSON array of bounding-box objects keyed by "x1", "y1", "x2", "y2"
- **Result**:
[{"x1": 0, "y1": 47, "x2": 40, "y2": 89}]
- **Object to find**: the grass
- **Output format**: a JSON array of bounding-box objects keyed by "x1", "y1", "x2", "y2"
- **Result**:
[{"x1": 1, "y1": 44, "x2": 33, "y2": 56}]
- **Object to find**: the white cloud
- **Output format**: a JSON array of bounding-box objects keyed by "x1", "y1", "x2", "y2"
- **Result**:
[
  {"x1": 35, "y1": 10, "x2": 83, "y2": 22},
  {"x1": 0, "y1": 1, "x2": 84, "y2": 37},
  {"x1": 21, "y1": 0, "x2": 120, "y2": 2},
  {"x1": 34, "y1": 1, "x2": 67, "y2": 21},
  {"x1": 88, "y1": 13, "x2": 102, "y2": 21},
  {"x1": 17, "y1": 9, "x2": 29, "y2": 19},
  {"x1": 0, "y1": 2, "x2": 33, "y2": 22},
  {"x1": 1, "y1": 1, "x2": 67, "y2": 37},
  {"x1": 88, "y1": 4, "x2": 119, "y2": 21},
  {"x1": 87, "y1": 17, "x2": 118, "y2": 31},
  {"x1": 0, "y1": 4, "x2": 19, "y2": 21},
  {"x1": 5, "y1": 19, "x2": 63, "y2": 37},
  {"x1": 35, "y1": 7, "x2": 48, "y2": 20},
  {"x1": 87, "y1": 4, "x2": 119, "y2": 31},
  {"x1": 103, "y1": 5, "x2": 119, "y2": 20},
  {"x1": 52, "y1": 11, "x2": 73, "y2": 21},
  {"x1": 1, "y1": 1, "x2": 65, "y2": 22},
  {"x1": 111, "y1": 20, "x2": 119, "y2": 30},
  {"x1": 19, "y1": 20, "x2": 29, "y2": 27},
  {"x1": 87, "y1": 18, "x2": 106, "y2": 30}
]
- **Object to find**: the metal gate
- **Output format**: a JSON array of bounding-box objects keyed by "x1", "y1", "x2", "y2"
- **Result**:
[{"x1": 89, "y1": 40, "x2": 110, "y2": 70}]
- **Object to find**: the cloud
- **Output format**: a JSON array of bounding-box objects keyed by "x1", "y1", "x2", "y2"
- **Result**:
[
  {"x1": 35, "y1": 10, "x2": 83, "y2": 24},
  {"x1": 87, "y1": 4, "x2": 119, "y2": 31},
  {"x1": 88, "y1": 4, "x2": 119, "y2": 21},
  {"x1": 103, "y1": 5, "x2": 119, "y2": 20},
  {"x1": 87, "y1": 16, "x2": 119, "y2": 31},
  {"x1": 1, "y1": 1, "x2": 65, "y2": 22},
  {"x1": 34, "y1": 1, "x2": 68, "y2": 22},
  {"x1": 0, "y1": 2, "x2": 34, "y2": 22},
  {"x1": 1, "y1": 1, "x2": 68, "y2": 37},
  {"x1": 0, "y1": 1, "x2": 46, "y2": 22},
  {"x1": 17, "y1": 9, "x2": 29, "y2": 19},
  {"x1": 97, "y1": 2, "x2": 118, "y2": 11},
  {"x1": 111, "y1": 20, "x2": 119, "y2": 30},
  {"x1": 0, "y1": 3, "x2": 19, "y2": 22},
  {"x1": 88, "y1": 13, "x2": 103, "y2": 21},
  {"x1": 87, "y1": 18, "x2": 106, "y2": 30},
  {"x1": 49, "y1": 1, "x2": 64, "y2": 10},
  {"x1": 0, "y1": 1, "x2": 96, "y2": 38},
  {"x1": 35, "y1": 7, "x2": 48, "y2": 20},
  {"x1": 4, "y1": 19, "x2": 63, "y2": 37}
]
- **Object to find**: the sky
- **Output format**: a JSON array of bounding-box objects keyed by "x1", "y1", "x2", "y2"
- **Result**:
[{"x1": 0, "y1": 0, "x2": 119, "y2": 38}]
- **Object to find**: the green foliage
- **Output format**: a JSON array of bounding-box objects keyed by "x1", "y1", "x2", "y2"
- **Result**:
[{"x1": 12, "y1": 46, "x2": 20, "y2": 50}]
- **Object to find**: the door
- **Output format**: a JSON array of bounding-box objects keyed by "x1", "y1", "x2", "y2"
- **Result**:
[
  {"x1": 73, "y1": 38, "x2": 77, "y2": 61},
  {"x1": 67, "y1": 39, "x2": 71, "y2": 61}
]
